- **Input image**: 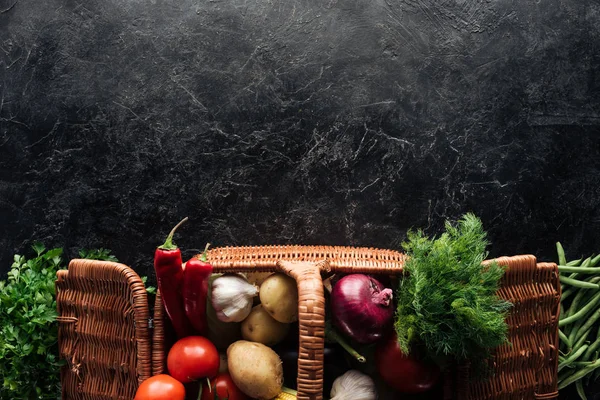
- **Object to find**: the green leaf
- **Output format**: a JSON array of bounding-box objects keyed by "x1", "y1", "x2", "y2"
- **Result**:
[
  {"x1": 32, "y1": 242, "x2": 45, "y2": 256},
  {"x1": 396, "y1": 213, "x2": 511, "y2": 371}
]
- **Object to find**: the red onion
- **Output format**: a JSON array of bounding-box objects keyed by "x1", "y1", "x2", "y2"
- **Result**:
[{"x1": 330, "y1": 274, "x2": 394, "y2": 344}]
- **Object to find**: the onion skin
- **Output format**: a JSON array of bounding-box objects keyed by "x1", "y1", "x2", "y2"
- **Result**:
[{"x1": 330, "y1": 274, "x2": 394, "y2": 344}]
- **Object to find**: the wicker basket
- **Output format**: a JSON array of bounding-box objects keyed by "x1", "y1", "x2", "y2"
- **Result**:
[
  {"x1": 151, "y1": 246, "x2": 561, "y2": 400},
  {"x1": 56, "y1": 246, "x2": 560, "y2": 400},
  {"x1": 56, "y1": 259, "x2": 152, "y2": 399}
]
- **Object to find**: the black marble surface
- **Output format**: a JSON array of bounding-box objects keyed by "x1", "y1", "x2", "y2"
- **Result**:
[
  {"x1": 1, "y1": 1, "x2": 600, "y2": 395},
  {"x1": 1, "y1": 0, "x2": 600, "y2": 398}
]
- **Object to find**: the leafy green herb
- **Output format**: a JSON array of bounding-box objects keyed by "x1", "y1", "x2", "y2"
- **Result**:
[
  {"x1": 141, "y1": 276, "x2": 157, "y2": 294},
  {"x1": 78, "y1": 248, "x2": 118, "y2": 262},
  {"x1": 396, "y1": 213, "x2": 511, "y2": 369},
  {"x1": 79, "y1": 249, "x2": 156, "y2": 294},
  {"x1": 1, "y1": 243, "x2": 153, "y2": 399},
  {"x1": 0, "y1": 243, "x2": 63, "y2": 400}
]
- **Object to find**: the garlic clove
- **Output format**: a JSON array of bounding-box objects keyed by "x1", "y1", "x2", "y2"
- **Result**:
[
  {"x1": 330, "y1": 370, "x2": 377, "y2": 400},
  {"x1": 211, "y1": 274, "x2": 259, "y2": 323}
]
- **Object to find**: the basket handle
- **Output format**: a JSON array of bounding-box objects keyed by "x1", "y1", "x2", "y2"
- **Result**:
[{"x1": 277, "y1": 260, "x2": 328, "y2": 400}]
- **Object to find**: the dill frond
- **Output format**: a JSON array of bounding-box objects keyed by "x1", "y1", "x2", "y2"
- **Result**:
[{"x1": 395, "y1": 213, "x2": 512, "y2": 369}]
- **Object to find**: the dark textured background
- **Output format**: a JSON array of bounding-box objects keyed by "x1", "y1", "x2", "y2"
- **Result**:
[
  {"x1": 1, "y1": 0, "x2": 600, "y2": 398},
  {"x1": 2, "y1": 0, "x2": 600, "y2": 273}
]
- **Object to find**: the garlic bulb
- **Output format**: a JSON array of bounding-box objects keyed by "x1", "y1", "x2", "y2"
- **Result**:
[
  {"x1": 211, "y1": 274, "x2": 259, "y2": 322},
  {"x1": 330, "y1": 370, "x2": 377, "y2": 400}
]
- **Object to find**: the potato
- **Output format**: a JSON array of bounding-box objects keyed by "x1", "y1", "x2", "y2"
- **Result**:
[
  {"x1": 245, "y1": 271, "x2": 273, "y2": 286},
  {"x1": 241, "y1": 304, "x2": 290, "y2": 346},
  {"x1": 259, "y1": 273, "x2": 299, "y2": 323},
  {"x1": 245, "y1": 272, "x2": 273, "y2": 305},
  {"x1": 227, "y1": 340, "x2": 283, "y2": 400}
]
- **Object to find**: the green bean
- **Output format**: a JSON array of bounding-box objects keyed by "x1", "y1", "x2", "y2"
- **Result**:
[
  {"x1": 568, "y1": 282, "x2": 600, "y2": 340},
  {"x1": 558, "y1": 367, "x2": 576, "y2": 385},
  {"x1": 557, "y1": 242, "x2": 567, "y2": 266},
  {"x1": 559, "y1": 344, "x2": 589, "y2": 372},
  {"x1": 567, "y1": 283, "x2": 596, "y2": 319},
  {"x1": 570, "y1": 318, "x2": 586, "y2": 347},
  {"x1": 576, "y1": 380, "x2": 587, "y2": 400},
  {"x1": 591, "y1": 253, "x2": 600, "y2": 267},
  {"x1": 558, "y1": 358, "x2": 600, "y2": 390},
  {"x1": 567, "y1": 258, "x2": 583, "y2": 266},
  {"x1": 574, "y1": 306, "x2": 600, "y2": 347},
  {"x1": 569, "y1": 257, "x2": 592, "y2": 279},
  {"x1": 560, "y1": 292, "x2": 600, "y2": 327},
  {"x1": 583, "y1": 329, "x2": 600, "y2": 361},
  {"x1": 558, "y1": 266, "x2": 600, "y2": 274},
  {"x1": 559, "y1": 329, "x2": 572, "y2": 349},
  {"x1": 566, "y1": 256, "x2": 593, "y2": 285},
  {"x1": 561, "y1": 287, "x2": 576, "y2": 302},
  {"x1": 574, "y1": 330, "x2": 591, "y2": 351},
  {"x1": 561, "y1": 275, "x2": 600, "y2": 301},
  {"x1": 559, "y1": 276, "x2": 600, "y2": 289},
  {"x1": 572, "y1": 361, "x2": 596, "y2": 367},
  {"x1": 595, "y1": 362, "x2": 600, "y2": 381}
]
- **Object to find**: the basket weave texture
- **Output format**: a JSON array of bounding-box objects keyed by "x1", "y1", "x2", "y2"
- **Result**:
[
  {"x1": 151, "y1": 246, "x2": 561, "y2": 400},
  {"x1": 55, "y1": 246, "x2": 560, "y2": 400},
  {"x1": 56, "y1": 259, "x2": 151, "y2": 399}
]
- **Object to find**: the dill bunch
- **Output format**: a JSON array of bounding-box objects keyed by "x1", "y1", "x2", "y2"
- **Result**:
[{"x1": 396, "y1": 213, "x2": 512, "y2": 369}]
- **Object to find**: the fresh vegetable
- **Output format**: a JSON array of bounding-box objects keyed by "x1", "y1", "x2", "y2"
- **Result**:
[
  {"x1": 330, "y1": 370, "x2": 377, "y2": 400},
  {"x1": 273, "y1": 388, "x2": 298, "y2": 400},
  {"x1": 167, "y1": 336, "x2": 219, "y2": 383},
  {"x1": 212, "y1": 274, "x2": 259, "y2": 322},
  {"x1": 325, "y1": 320, "x2": 366, "y2": 363},
  {"x1": 556, "y1": 242, "x2": 600, "y2": 397},
  {"x1": 375, "y1": 331, "x2": 440, "y2": 393},
  {"x1": 154, "y1": 217, "x2": 193, "y2": 338},
  {"x1": 201, "y1": 372, "x2": 249, "y2": 400},
  {"x1": 227, "y1": 340, "x2": 284, "y2": 400},
  {"x1": 274, "y1": 339, "x2": 351, "y2": 395},
  {"x1": 259, "y1": 273, "x2": 299, "y2": 323},
  {"x1": 206, "y1": 275, "x2": 243, "y2": 350},
  {"x1": 246, "y1": 272, "x2": 273, "y2": 286},
  {"x1": 241, "y1": 304, "x2": 290, "y2": 346},
  {"x1": 395, "y1": 213, "x2": 511, "y2": 369},
  {"x1": 0, "y1": 244, "x2": 63, "y2": 400},
  {"x1": 0, "y1": 243, "x2": 127, "y2": 400},
  {"x1": 134, "y1": 374, "x2": 186, "y2": 400},
  {"x1": 330, "y1": 274, "x2": 394, "y2": 344},
  {"x1": 184, "y1": 243, "x2": 213, "y2": 334}
]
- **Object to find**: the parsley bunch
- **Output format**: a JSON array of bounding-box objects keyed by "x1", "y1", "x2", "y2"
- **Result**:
[
  {"x1": 0, "y1": 243, "x2": 63, "y2": 400},
  {"x1": 0, "y1": 243, "x2": 153, "y2": 399},
  {"x1": 396, "y1": 213, "x2": 512, "y2": 369}
]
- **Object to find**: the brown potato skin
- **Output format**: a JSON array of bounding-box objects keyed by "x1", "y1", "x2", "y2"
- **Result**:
[
  {"x1": 241, "y1": 304, "x2": 290, "y2": 346},
  {"x1": 227, "y1": 340, "x2": 283, "y2": 400},
  {"x1": 259, "y1": 273, "x2": 299, "y2": 323}
]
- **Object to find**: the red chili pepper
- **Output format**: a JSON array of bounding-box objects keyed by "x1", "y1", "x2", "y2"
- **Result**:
[
  {"x1": 154, "y1": 217, "x2": 193, "y2": 339},
  {"x1": 183, "y1": 243, "x2": 213, "y2": 335}
]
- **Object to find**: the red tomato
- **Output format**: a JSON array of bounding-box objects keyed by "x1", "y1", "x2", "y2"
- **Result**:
[
  {"x1": 201, "y1": 373, "x2": 249, "y2": 400},
  {"x1": 375, "y1": 331, "x2": 440, "y2": 394},
  {"x1": 134, "y1": 374, "x2": 185, "y2": 400},
  {"x1": 168, "y1": 336, "x2": 219, "y2": 383}
]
